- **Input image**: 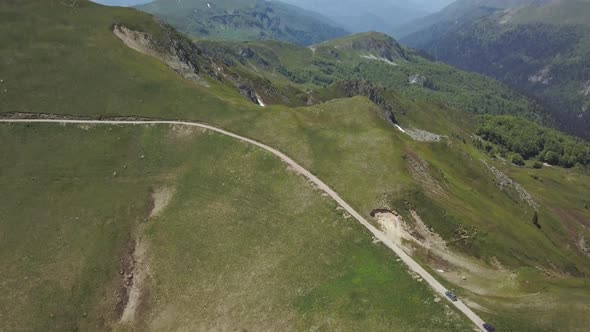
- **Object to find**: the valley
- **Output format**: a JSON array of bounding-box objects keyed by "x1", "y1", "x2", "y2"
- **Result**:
[{"x1": 401, "y1": 0, "x2": 590, "y2": 139}]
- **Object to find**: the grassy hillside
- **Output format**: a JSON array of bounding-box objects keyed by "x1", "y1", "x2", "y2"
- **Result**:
[
  {"x1": 135, "y1": 0, "x2": 349, "y2": 45},
  {"x1": 2, "y1": 1, "x2": 590, "y2": 331},
  {"x1": 0, "y1": 123, "x2": 473, "y2": 331}
]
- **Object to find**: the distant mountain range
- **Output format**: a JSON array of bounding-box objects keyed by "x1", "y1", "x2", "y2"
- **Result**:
[
  {"x1": 135, "y1": 0, "x2": 349, "y2": 45},
  {"x1": 398, "y1": 0, "x2": 590, "y2": 139},
  {"x1": 280, "y1": 0, "x2": 445, "y2": 34}
]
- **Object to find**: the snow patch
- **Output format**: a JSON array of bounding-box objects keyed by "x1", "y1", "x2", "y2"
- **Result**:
[
  {"x1": 256, "y1": 94, "x2": 266, "y2": 107},
  {"x1": 395, "y1": 124, "x2": 406, "y2": 133}
]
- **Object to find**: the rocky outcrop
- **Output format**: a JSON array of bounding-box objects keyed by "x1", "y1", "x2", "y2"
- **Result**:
[
  {"x1": 528, "y1": 67, "x2": 552, "y2": 85},
  {"x1": 113, "y1": 24, "x2": 204, "y2": 84},
  {"x1": 409, "y1": 74, "x2": 427, "y2": 86},
  {"x1": 337, "y1": 80, "x2": 398, "y2": 124},
  {"x1": 404, "y1": 128, "x2": 443, "y2": 142},
  {"x1": 113, "y1": 23, "x2": 311, "y2": 107},
  {"x1": 482, "y1": 160, "x2": 539, "y2": 210},
  {"x1": 580, "y1": 81, "x2": 590, "y2": 96},
  {"x1": 113, "y1": 23, "x2": 273, "y2": 105},
  {"x1": 239, "y1": 47, "x2": 255, "y2": 59}
]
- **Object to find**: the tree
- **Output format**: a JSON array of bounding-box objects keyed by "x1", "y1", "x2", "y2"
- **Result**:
[{"x1": 543, "y1": 150, "x2": 560, "y2": 165}]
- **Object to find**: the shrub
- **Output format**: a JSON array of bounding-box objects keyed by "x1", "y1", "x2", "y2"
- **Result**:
[
  {"x1": 511, "y1": 153, "x2": 525, "y2": 166},
  {"x1": 543, "y1": 151, "x2": 560, "y2": 165}
]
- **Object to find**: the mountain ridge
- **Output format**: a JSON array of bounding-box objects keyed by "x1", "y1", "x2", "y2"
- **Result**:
[{"x1": 135, "y1": 0, "x2": 349, "y2": 45}]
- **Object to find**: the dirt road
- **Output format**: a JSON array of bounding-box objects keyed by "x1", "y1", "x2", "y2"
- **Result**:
[{"x1": 0, "y1": 118, "x2": 488, "y2": 331}]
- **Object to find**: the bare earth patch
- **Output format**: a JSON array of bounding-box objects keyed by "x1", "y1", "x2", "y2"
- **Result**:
[
  {"x1": 374, "y1": 210, "x2": 415, "y2": 252},
  {"x1": 373, "y1": 209, "x2": 518, "y2": 297},
  {"x1": 120, "y1": 236, "x2": 149, "y2": 324},
  {"x1": 149, "y1": 187, "x2": 176, "y2": 219},
  {"x1": 77, "y1": 124, "x2": 95, "y2": 131},
  {"x1": 117, "y1": 186, "x2": 175, "y2": 325},
  {"x1": 167, "y1": 124, "x2": 204, "y2": 141}
]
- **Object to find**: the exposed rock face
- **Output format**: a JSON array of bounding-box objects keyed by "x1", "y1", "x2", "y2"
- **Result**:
[
  {"x1": 337, "y1": 80, "x2": 398, "y2": 124},
  {"x1": 409, "y1": 74, "x2": 427, "y2": 86},
  {"x1": 113, "y1": 24, "x2": 203, "y2": 84},
  {"x1": 225, "y1": 73, "x2": 260, "y2": 104},
  {"x1": 580, "y1": 81, "x2": 590, "y2": 96},
  {"x1": 239, "y1": 47, "x2": 255, "y2": 59},
  {"x1": 113, "y1": 23, "x2": 269, "y2": 105},
  {"x1": 528, "y1": 67, "x2": 552, "y2": 85}
]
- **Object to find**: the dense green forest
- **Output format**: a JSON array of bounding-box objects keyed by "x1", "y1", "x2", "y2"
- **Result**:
[{"x1": 476, "y1": 116, "x2": 590, "y2": 167}]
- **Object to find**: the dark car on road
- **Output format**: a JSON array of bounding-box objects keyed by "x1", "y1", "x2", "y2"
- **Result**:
[
  {"x1": 483, "y1": 323, "x2": 496, "y2": 332},
  {"x1": 444, "y1": 290, "x2": 458, "y2": 301}
]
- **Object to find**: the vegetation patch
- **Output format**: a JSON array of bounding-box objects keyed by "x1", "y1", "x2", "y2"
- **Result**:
[{"x1": 476, "y1": 115, "x2": 590, "y2": 168}]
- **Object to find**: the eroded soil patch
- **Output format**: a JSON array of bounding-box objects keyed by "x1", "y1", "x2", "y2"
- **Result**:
[
  {"x1": 115, "y1": 186, "x2": 174, "y2": 326},
  {"x1": 120, "y1": 236, "x2": 149, "y2": 324},
  {"x1": 149, "y1": 186, "x2": 176, "y2": 219},
  {"x1": 372, "y1": 209, "x2": 517, "y2": 296}
]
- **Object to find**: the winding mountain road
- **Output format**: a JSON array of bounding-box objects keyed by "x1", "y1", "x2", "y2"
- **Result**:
[{"x1": 0, "y1": 118, "x2": 488, "y2": 331}]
